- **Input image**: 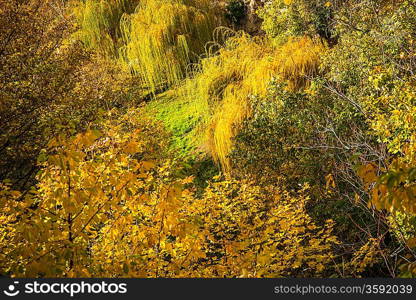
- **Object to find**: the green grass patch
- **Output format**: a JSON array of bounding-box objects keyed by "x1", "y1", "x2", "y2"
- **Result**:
[{"x1": 144, "y1": 89, "x2": 209, "y2": 158}]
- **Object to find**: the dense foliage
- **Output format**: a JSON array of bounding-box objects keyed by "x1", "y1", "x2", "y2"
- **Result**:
[{"x1": 1, "y1": 0, "x2": 416, "y2": 278}]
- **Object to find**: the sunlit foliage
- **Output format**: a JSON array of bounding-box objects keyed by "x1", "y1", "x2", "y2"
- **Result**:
[
  {"x1": 258, "y1": 0, "x2": 335, "y2": 44},
  {"x1": 276, "y1": 36, "x2": 325, "y2": 90},
  {"x1": 0, "y1": 0, "x2": 86, "y2": 186},
  {"x1": 3, "y1": 0, "x2": 416, "y2": 279},
  {"x1": 0, "y1": 109, "x2": 172, "y2": 276},
  {"x1": 91, "y1": 178, "x2": 339, "y2": 277},
  {"x1": 0, "y1": 138, "x2": 339, "y2": 277},
  {"x1": 182, "y1": 32, "x2": 324, "y2": 170},
  {"x1": 73, "y1": 0, "x2": 140, "y2": 57},
  {"x1": 184, "y1": 33, "x2": 277, "y2": 170},
  {"x1": 358, "y1": 75, "x2": 416, "y2": 247}
]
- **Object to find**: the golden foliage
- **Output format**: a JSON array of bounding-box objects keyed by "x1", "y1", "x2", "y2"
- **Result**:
[
  {"x1": 0, "y1": 109, "x2": 338, "y2": 277},
  {"x1": 193, "y1": 180, "x2": 338, "y2": 277},
  {"x1": 0, "y1": 0, "x2": 100, "y2": 185},
  {"x1": 181, "y1": 34, "x2": 276, "y2": 170},
  {"x1": 94, "y1": 178, "x2": 338, "y2": 277},
  {"x1": 0, "y1": 109, "x2": 171, "y2": 276},
  {"x1": 346, "y1": 238, "x2": 382, "y2": 276},
  {"x1": 359, "y1": 75, "x2": 416, "y2": 217},
  {"x1": 74, "y1": 0, "x2": 139, "y2": 57},
  {"x1": 182, "y1": 33, "x2": 325, "y2": 171},
  {"x1": 276, "y1": 36, "x2": 325, "y2": 90},
  {"x1": 5, "y1": 0, "x2": 410, "y2": 280},
  {"x1": 358, "y1": 74, "x2": 416, "y2": 276},
  {"x1": 1, "y1": 178, "x2": 339, "y2": 277}
]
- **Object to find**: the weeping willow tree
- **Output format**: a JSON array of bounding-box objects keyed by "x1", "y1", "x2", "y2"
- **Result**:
[
  {"x1": 74, "y1": 0, "x2": 140, "y2": 57},
  {"x1": 119, "y1": 0, "x2": 222, "y2": 93},
  {"x1": 277, "y1": 36, "x2": 325, "y2": 90},
  {"x1": 180, "y1": 32, "x2": 326, "y2": 171},
  {"x1": 197, "y1": 34, "x2": 280, "y2": 172}
]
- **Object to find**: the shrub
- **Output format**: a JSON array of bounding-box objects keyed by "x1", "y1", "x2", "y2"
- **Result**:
[
  {"x1": 182, "y1": 33, "x2": 324, "y2": 171},
  {"x1": 183, "y1": 33, "x2": 279, "y2": 171},
  {"x1": 258, "y1": 0, "x2": 335, "y2": 44}
]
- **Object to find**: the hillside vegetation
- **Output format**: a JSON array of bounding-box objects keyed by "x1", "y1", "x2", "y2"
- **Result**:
[{"x1": 1, "y1": 0, "x2": 416, "y2": 277}]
